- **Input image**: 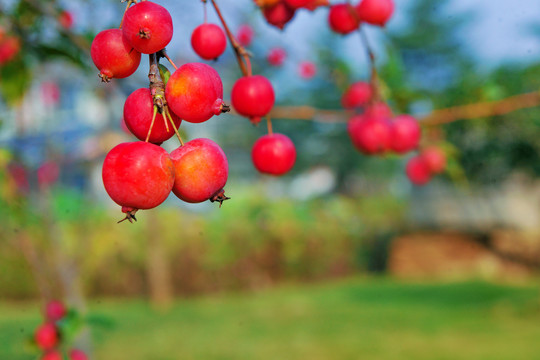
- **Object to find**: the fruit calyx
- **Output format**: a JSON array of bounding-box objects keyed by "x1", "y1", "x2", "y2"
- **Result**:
[
  {"x1": 210, "y1": 188, "x2": 230, "y2": 208},
  {"x1": 118, "y1": 207, "x2": 139, "y2": 224},
  {"x1": 138, "y1": 27, "x2": 151, "y2": 39},
  {"x1": 216, "y1": 100, "x2": 231, "y2": 115}
]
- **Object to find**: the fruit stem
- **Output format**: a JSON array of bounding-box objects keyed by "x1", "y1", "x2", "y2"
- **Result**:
[
  {"x1": 358, "y1": 28, "x2": 381, "y2": 103},
  {"x1": 266, "y1": 115, "x2": 274, "y2": 135},
  {"x1": 209, "y1": 0, "x2": 250, "y2": 77},
  {"x1": 203, "y1": 0, "x2": 208, "y2": 24},
  {"x1": 119, "y1": 0, "x2": 137, "y2": 29},
  {"x1": 164, "y1": 106, "x2": 184, "y2": 146},
  {"x1": 159, "y1": 49, "x2": 178, "y2": 71},
  {"x1": 145, "y1": 106, "x2": 158, "y2": 142}
]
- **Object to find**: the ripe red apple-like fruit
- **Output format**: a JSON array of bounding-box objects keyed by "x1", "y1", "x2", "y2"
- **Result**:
[
  {"x1": 365, "y1": 101, "x2": 392, "y2": 119},
  {"x1": 263, "y1": 2, "x2": 296, "y2": 30},
  {"x1": 45, "y1": 300, "x2": 66, "y2": 322},
  {"x1": 0, "y1": 35, "x2": 20, "y2": 65},
  {"x1": 123, "y1": 88, "x2": 181, "y2": 144},
  {"x1": 267, "y1": 47, "x2": 287, "y2": 66},
  {"x1": 122, "y1": 1, "x2": 173, "y2": 54},
  {"x1": 170, "y1": 138, "x2": 229, "y2": 204},
  {"x1": 91, "y1": 29, "x2": 141, "y2": 81},
  {"x1": 390, "y1": 115, "x2": 421, "y2": 154},
  {"x1": 69, "y1": 349, "x2": 89, "y2": 360},
  {"x1": 356, "y1": 0, "x2": 394, "y2": 27},
  {"x1": 421, "y1": 147, "x2": 446, "y2": 174},
  {"x1": 102, "y1": 142, "x2": 175, "y2": 210},
  {"x1": 236, "y1": 24, "x2": 254, "y2": 46},
  {"x1": 303, "y1": 0, "x2": 330, "y2": 11},
  {"x1": 328, "y1": 4, "x2": 360, "y2": 35},
  {"x1": 35, "y1": 323, "x2": 59, "y2": 350},
  {"x1": 252, "y1": 133, "x2": 296, "y2": 175},
  {"x1": 284, "y1": 0, "x2": 312, "y2": 9},
  {"x1": 299, "y1": 61, "x2": 317, "y2": 79},
  {"x1": 42, "y1": 350, "x2": 63, "y2": 360},
  {"x1": 347, "y1": 115, "x2": 391, "y2": 155},
  {"x1": 165, "y1": 62, "x2": 227, "y2": 123},
  {"x1": 341, "y1": 81, "x2": 372, "y2": 109},
  {"x1": 191, "y1": 23, "x2": 227, "y2": 60},
  {"x1": 231, "y1": 75, "x2": 275, "y2": 124},
  {"x1": 406, "y1": 156, "x2": 432, "y2": 185}
]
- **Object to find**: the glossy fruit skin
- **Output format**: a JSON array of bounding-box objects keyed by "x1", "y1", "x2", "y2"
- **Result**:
[
  {"x1": 69, "y1": 349, "x2": 89, "y2": 360},
  {"x1": 91, "y1": 29, "x2": 141, "y2": 81},
  {"x1": 421, "y1": 147, "x2": 446, "y2": 174},
  {"x1": 35, "y1": 323, "x2": 59, "y2": 350},
  {"x1": 236, "y1": 24, "x2": 254, "y2": 47},
  {"x1": 299, "y1": 61, "x2": 317, "y2": 79},
  {"x1": 191, "y1": 24, "x2": 227, "y2": 60},
  {"x1": 170, "y1": 139, "x2": 228, "y2": 203},
  {"x1": 347, "y1": 115, "x2": 391, "y2": 155},
  {"x1": 328, "y1": 4, "x2": 360, "y2": 35},
  {"x1": 406, "y1": 156, "x2": 432, "y2": 185},
  {"x1": 122, "y1": 1, "x2": 173, "y2": 54},
  {"x1": 102, "y1": 142, "x2": 174, "y2": 210},
  {"x1": 356, "y1": 0, "x2": 394, "y2": 27},
  {"x1": 341, "y1": 81, "x2": 372, "y2": 109},
  {"x1": 42, "y1": 351, "x2": 63, "y2": 360},
  {"x1": 263, "y1": 3, "x2": 296, "y2": 30},
  {"x1": 123, "y1": 88, "x2": 181, "y2": 144},
  {"x1": 0, "y1": 35, "x2": 20, "y2": 65},
  {"x1": 284, "y1": 0, "x2": 312, "y2": 9},
  {"x1": 267, "y1": 47, "x2": 286, "y2": 66},
  {"x1": 231, "y1": 75, "x2": 275, "y2": 124},
  {"x1": 390, "y1": 115, "x2": 421, "y2": 154},
  {"x1": 165, "y1": 63, "x2": 225, "y2": 123},
  {"x1": 45, "y1": 300, "x2": 66, "y2": 322},
  {"x1": 252, "y1": 133, "x2": 296, "y2": 176}
]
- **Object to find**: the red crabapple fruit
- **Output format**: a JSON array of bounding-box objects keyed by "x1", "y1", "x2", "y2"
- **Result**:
[
  {"x1": 252, "y1": 133, "x2": 296, "y2": 176},
  {"x1": 341, "y1": 81, "x2": 372, "y2": 109},
  {"x1": 123, "y1": 88, "x2": 181, "y2": 144},
  {"x1": 0, "y1": 35, "x2": 20, "y2": 65},
  {"x1": 170, "y1": 138, "x2": 229, "y2": 204},
  {"x1": 365, "y1": 101, "x2": 392, "y2": 119},
  {"x1": 303, "y1": 0, "x2": 330, "y2": 11},
  {"x1": 122, "y1": 1, "x2": 173, "y2": 54},
  {"x1": 406, "y1": 156, "x2": 432, "y2": 185},
  {"x1": 191, "y1": 23, "x2": 227, "y2": 60},
  {"x1": 356, "y1": 0, "x2": 394, "y2": 27},
  {"x1": 102, "y1": 142, "x2": 175, "y2": 210},
  {"x1": 421, "y1": 147, "x2": 446, "y2": 174},
  {"x1": 58, "y1": 10, "x2": 74, "y2": 29},
  {"x1": 390, "y1": 115, "x2": 421, "y2": 154},
  {"x1": 69, "y1": 349, "x2": 89, "y2": 360},
  {"x1": 284, "y1": 0, "x2": 312, "y2": 9},
  {"x1": 236, "y1": 24, "x2": 254, "y2": 46},
  {"x1": 263, "y1": 2, "x2": 296, "y2": 30},
  {"x1": 91, "y1": 29, "x2": 141, "y2": 81},
  {"x1": 267, "y1": 47, "x2": 287, "y2": 66},
  {"x1": 42, "y1": 351, "x2": 63, "y2": 360},
  {"x1": 347, "y1": 115, "x2": 391, "y2": 155},
  {"x1": 328, "y1": 4, "x2": 360, "y2": 35},
  {"x1": 45, "y1": 300, "x2": 66, "y2": 322},
  {"x1": 35, "y1": 323, "x2": 59, "y2": 350},
  {"x1": 231, "y1": 75, "x2": 275, "y2": 124},
  {"x1": 299, "y1": 61, "x2": 317, "y2": 79},
  {"x1": 165, "y1": 62, "x2": 228, "y2": 123}
]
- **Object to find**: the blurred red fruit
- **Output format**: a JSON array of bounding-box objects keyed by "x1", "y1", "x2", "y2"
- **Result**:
[
  {"x1": 45, "y1": 300, "x2": 66, "y2": 322},
  {"x1": 303, "y1": 0, "x2": 330, "y2": 11},
  {"x1": 267, "y1": 47, "x2": 287, "y2": 66},
  {"x1": 58, "y1": 10, "x2": 74, "y2": 29},
  {"x1": 284, "y1": 0, "x2": 312, "y2": 9},
  {"x1": 328, "y1": 4, "x2": 360, "y2": 35},
  {"x1": 347, "y1": 115, "x2": 391, "y2": 155},
  {"x1": 37, "y1": 161, "x2": 60, "y2": 189},
  {"x1": 69, "y1": 349, "x2": 89, "y2": 360},
  {"x1": 35, "y1": 323, "x2": 59, "y2": 350},
  {"x1": 421, "y1": 147, "x2": 446, "y2": 174},
  {"x1": 365, "y1": 101, "x2": 392, "y2": 119},
  {"x1": 41, "y1": 82, "x2": 61, "y2": 106},
  {"x1": 236, "y1": 24, "x2": 254, "y2": 47},
  {"x1": 42, "y1": 350, "x2": 63, "y2": 360},
  {"x1": 0, "y1": 35, "x2": 21, "y2": 65},
  {"x1": 299, "y1": 61, "x2": 317, "y2": 79},
  {"x1": 390, "y1": 115, "x2": 421, "y2": 154},
  {"x1": 356, "y1": 0, "x2": 394, "y2": 27},
  {"x1": 263, "y1": 3, "x2": 296, "y2": 30},
  {"x1": 406, "y1": 156, "x2": 432, "y2": 185},
  {"x1": 7, "y1": 163, "x2": 29, "y2": 192},
  {"x1": 341, "y1": 81, "x2": 372, "y2": 109}
]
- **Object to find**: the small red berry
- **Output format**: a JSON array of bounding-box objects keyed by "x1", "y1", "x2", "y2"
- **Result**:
[
  {"x1": 328, "y1": 4, "x2": 360, "y2": 35},
  {"x1": 356, "y1": 0, "x2": 394, "y2": 27},
  {"x1": 35, "y1": 323, "x2": 59, "y2": 350},
  {"x1": 421, "y1": 147, "x2": 446, "y2": 174},
  {"x1": 191, "y1": 23, "x2": 227, "y2": 60},
  {"x1": 263, "y1": 3, "x2": 296, "y2": 30},
  {"x1": 299, "y1": 61, "x2": 317, "y2": 79},
  {"x1": 0, "y1": 35, "x2": 20, "y2": 65},
  {"x1": 170, "y1": 138, "x2": 229, "y2": 204},
  {"x1": 102, "y1": 142, "x2": 175, "y2": 210},
  {"x1": 267, "y1": 47, "x2": 287, "y2": 67},
  {"x1": 347, "y1": 115, "x2": 391, "y2": 155},
  {"x1": 252, "y1": 133, "x2": 296, "y2": 176},
  {"x1": 91, "y1": 29, "x2": 141, "y2": 81},
  {"x1": 122, "y1": 1, "x2": 173, "y2": 54},
  {"x1": 341, "y1": 81, "x2": 372, "y2": 109},
  {"x1": 123, "y1": 88, "x2": 181, "y2": 144},
  {"x1": 58, "y1": 10, "x2": 74, "y2": 29},
  {"x1": 165, "y1": 63, "x2": 227, "y2": 123},
  {"x1": 69, "y1": 349, "x2": 89, "y2": 360},
  {"x1": 45, "y1": 300, "x2": 66, "y2": 322},
  {"x1": 42, "y1": 350, "x2": 63, "y2": 360},
  {"x1": 231, "y1": 75, "x2": 275, "y2": 124},
  {"x1": 390, "y1": 115, "x2": 421, "y2": 154},
  {"x1": 365, "y1": 101, "x2": 392, "y2": 119},
  {"x1": 236, "y1": 24, "x2": 254, "y2": 47},
  {"x1": 406, "y1": 156, "x2": 432, "y2": 185},
  {"x1": 284, "y1": 0, "x2": 312, "y2": 9}
]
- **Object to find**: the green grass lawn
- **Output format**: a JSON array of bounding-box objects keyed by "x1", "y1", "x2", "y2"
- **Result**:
[{"x1": 1, "y1": 279, "x2": 540, "y2": 360}]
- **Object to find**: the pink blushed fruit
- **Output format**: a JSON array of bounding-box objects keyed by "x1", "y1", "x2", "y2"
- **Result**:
[{"x1": 90, "y1": 29, "x2": 141, "y2": 81}]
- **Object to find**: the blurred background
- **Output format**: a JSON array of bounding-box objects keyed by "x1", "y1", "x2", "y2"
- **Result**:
[{"x1": 1, "y1": 0, "x2": 540, "y2": 359}]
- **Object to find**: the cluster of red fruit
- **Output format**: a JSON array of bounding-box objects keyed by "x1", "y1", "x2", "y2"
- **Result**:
[
  {"x1": 342, "y1": 81, "x2": 447, "y2": 185},
  {"x1": 254, "y1": 0, "x2": 329, "y2": 30},
  {"x1": 34, "y1": 301, "x2": 87, "y2": 360},
  {"x1": 328, "y1": 0, "x2": 394, "y2": 34},
  {"x1": 91, "y1": 0, "x2": 297, "y2": 222}
]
